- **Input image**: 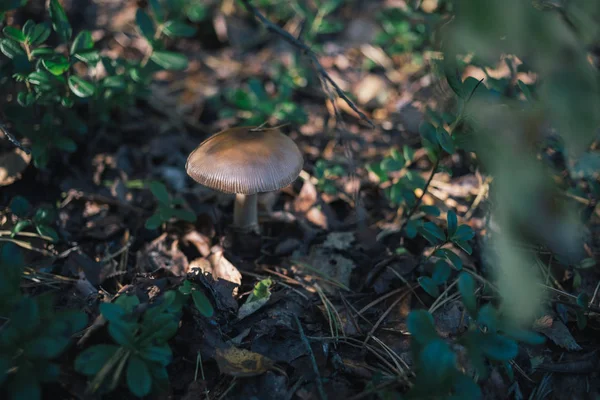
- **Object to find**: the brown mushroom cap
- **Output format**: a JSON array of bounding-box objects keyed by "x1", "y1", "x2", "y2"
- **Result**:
[{"x1": 186, "y1": 126, "x2": 304, "y2": 195}]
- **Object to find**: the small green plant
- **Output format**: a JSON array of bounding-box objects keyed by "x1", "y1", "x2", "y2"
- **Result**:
[
  {"x1": 313, "y1": 159, "x2": 346, "y2": 195},
  {"x1": 74, "y1": 291, "x2": 183, "y2": 397},
  {"x1": 0, "y1": 243, "x2": 88, "y2": 400},
  {"x1": 145, "y1": 181, "x2": 196, "y2": 230},
  {"x1": 8, "y1": 196, "x2": 59, "y2": 242},
  {"x1": 373, "y1": 7, "x2": 431, "y2": 57},
  {"x1": 0, "y1": 0, "x2": 192, "y2": 168},
  {"x1": 178, "y1": 279, "x2": 214, "y2": 318},
  {"x1": 418, "y1": 211, "x2": 474, "y2": 297},
  {"x1": 217, "y1": 76, "x2": 307, "y2": 125},
  {"x1": 406, "y1": 272, "x2": 546, "y2": 399}
]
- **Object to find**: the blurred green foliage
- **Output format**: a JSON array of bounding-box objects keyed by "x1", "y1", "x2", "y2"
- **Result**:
[{"x1": 0, "y1": 243, "x2": 88, "y2": 400}]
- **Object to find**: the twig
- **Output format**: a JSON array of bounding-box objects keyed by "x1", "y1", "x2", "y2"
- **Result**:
[
  {"x1": 0, "y1": 121, "x2": 30, "y2": 154},
  {"x1": 398, "y1": 159, "x2": 440, "y2": 236},
  {"x1": 295, "y1": 316, "x2": 328, "y2": 400},
  {"x1": 239, "y1": 0, "x2": 374, "y2": 128}
]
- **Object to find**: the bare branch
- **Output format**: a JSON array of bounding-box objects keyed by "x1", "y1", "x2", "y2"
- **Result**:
[{"x1": 239, "y1": 0, "x2": 375, "y2": 128}]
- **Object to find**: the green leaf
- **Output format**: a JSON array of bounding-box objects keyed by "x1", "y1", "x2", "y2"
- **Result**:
[
  {"x1": 28, "y1": 22, "x2": 52, "y2": 45},
  {"x1": 476, "y1": 303, "x2": 497, "y2": 332},
  {"x1": 139, "y1": 344, "x2": 172, "y2": 366},
  {"x1": 74, "y1": 49, "x2": 100, "y2": 64},
  {"x1": 70, "y1": 30, "x2": 93, "y2": 54},
  {"x1": 24, "y1": 336, "x2": 69, "y2": 359},
  {"x1": 30, "y1": 47, "x2": 54, "y2": 58},
  {"x1": 380, "y1": 157, "x2": 404, "y2": 172},
  {"x1": 150, "y1": 50, "x2": 188, "y2": 70},
  {"x1": 420, "y1": 205, "x2": 440, "y2": 216},
  {"x1": 432, "y1": 260, "x2": 451, "y2": 285},
  {"x1": 162, "y1": 20, "x2": 196, "y2": 37},
  {"x1": 443, "y1": 55, "x2": 463, "y2": 98},
  {"x1": 577, "y1": 293, "x2": 589, "y2": 310},
  {"x1": 517, "y1": 80, "x2": 533, "y2": 102},
  {"x1": 11, "y1": 220, "x2": 31, "y2": 237},
  {"x1": 8, "y1": 369, "x2": 41, "y2": 400},
  {"x1": 115, "y1": 293, "x2": 140, "y2": 313},
  {"x1": 436, "y1": 127, "x2": 455, "y2": 154},
  {"x1": 28, "y1": 70, "x2": 54, "y2": 88},
  {"x1": 145, "y1": 213, "x2": 163, "y2": 230},
  {"x1": 99, "y1": 302, "x2": 126, "y2": 323},
  {"x1": 74, "y1": 345, "x2": 120, "y2": 376},
  {"x1": 17, "y1": 91, "x2": 35, "y2": 107},
  {"x1": 55, "y1": 136, "x2": 77, "y2": 152},
  {"x1": 191, "y1": 289, "x2": 214, "y2": 318},
  {"x1": 35, "y1": 224, "x2": 59, "y2": 242},
  {"x1": 3, "y1": 26, "x2": 25, "y2": 42},
  {"x1": 405, "y1": 219, "x2": 418, "y2": 239},
  {"x1": 366, "y1": 162, "x2": 388, "y2": 183},
  {"x1": 417, "y1": 339, "x2": 456, "y2": 385},
  {"x1": 403, "y1": 145, "x2": 415, "y2": 162},
  {"x1": 419, "y1": 121, "x2": 439, "y2": 148},
  {"x1": 452, "y1": 225, "x2": 475, "y2": 242},
  {"x1": 171, "y1": 208, "x2": 196, "y2": 222},
  {"x1": 127, "y1": 355, "x2": 152, "y2": 398},
  {"x1": 108, "y1": 319, "x2": 137, "y2": 348},
  {"x1": 0, "y1": 38, "x2": 25, "y2": 58},
  {"x1": 454, "y1": 240, "x2": 473, "y2": 255},
  {"x1": 453, "y1": 373, "x2": 482, "y2": 399},
  {"x1": 68, "y1": 75, "x2": 95, "y2": 98},
  {"x1": 406, "y1": 310, "x2": 437, "y2": 345},
  {"x1": 187, "y1": 4, "x2": 208, "y2": 22},
  {"x1": 37, "y1": 362, "x2": 61, "y2": 383},
  {"x1": 33, "y1": 207, "x2": 54, "y2": 225},
  {"x1": 42, "y1": 54, "x2": 70, "y2": 76},
  {"x1": 103, "y1": 75, "x2": 126, "y2": 89},
  {"x1": 447, "y1": 210, "x2": 457, "y2": 237},
  {"x1": 149, "y1": 180, "x2": 170, "y2": 205},
  {"x1": 12, "y1": 297, "x2": 40, "y2": 331},
  {"x1": 22, "y1": 20, "x2": 35, "y2": 40},
  {"x1": 501, "y1": 327, "x2": 545, "y2": 346},
  {"x1": 435, "y1": 248, "x2": 463, "y2": 270},
  {"x1": 9, "y1": 196, "x2": 31, "y2": 217},
  {"x1": 458, "y1": 272, "x2": 477, "y2": 317},
  {"x1": 421, "y1": 222, "x2": 446, "y2": 242},
  {"x1": 418, "y1": 276, "x2": 440, "y2": 298},
  {"x1": 479, "y1": 333, "x2": 518, "y2": 361},
  {"x1": 149, "y1": 0, "x2": 164, "y2": 22},
  {"x1": 49, "y1": 0, "x2": 72, "y2": 42},
  {"x1": 135, "y1": 9, "x2": 155, "y2": 41}
]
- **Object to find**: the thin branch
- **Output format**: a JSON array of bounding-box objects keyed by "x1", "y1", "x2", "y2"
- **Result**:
[
  {"x1": 398, "y1": 159, "x2": 440, "y2": 236},
  {"x1": 0, "y1": 121, "x2": 30, "y2": 154},
  {"x1": 239, "y1": 0, "x2": 374, "y2": 128}
]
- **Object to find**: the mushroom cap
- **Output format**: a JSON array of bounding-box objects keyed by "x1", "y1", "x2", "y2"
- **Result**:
[{"x1": 186, "y1": 126, "x2": 304, "y2": 195}]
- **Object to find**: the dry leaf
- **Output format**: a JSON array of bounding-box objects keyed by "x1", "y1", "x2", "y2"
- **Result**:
[
  {"x1": 208, "y1": 245, "x2": 242, "y2": 294},
  {"x1": 0, "y1": 148, "x2": 31, "y2": 186},
  {"x1": 215, "y1": 346, "x2": 274, "y2": 377},
  {"x1": 323, "y1": 232, "x2": 355, "y2": 250},
  {"x1": 534, "y1": 315, "x2": 582, "y2": 351}
]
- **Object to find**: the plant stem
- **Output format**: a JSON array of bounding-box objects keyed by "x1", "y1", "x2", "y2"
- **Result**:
[
  {"x1": 233, "y1": 193, "x2": 258, "y2": 232},
  {"x1": 399, "y1": 159, "x2": 440, "y2": 236}
]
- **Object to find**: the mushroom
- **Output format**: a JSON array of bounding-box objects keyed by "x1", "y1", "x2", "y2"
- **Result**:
[{"x1": 185, "y1": 126, "x2": 304, "y2": 233}]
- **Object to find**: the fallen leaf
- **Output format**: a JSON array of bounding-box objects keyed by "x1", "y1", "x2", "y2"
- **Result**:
[
  {"x1": 207, "y1": 246, "x2": 242, "y2": 294},
  {"x1": 238, "y1": 296, "x2": 270, "y2": 320},
  {"x1": 215, "y1": 346, "x2": 274, "y2": 377},
  {"x1": 534, "y1": 315, "x2": 582, "y2": 351}
]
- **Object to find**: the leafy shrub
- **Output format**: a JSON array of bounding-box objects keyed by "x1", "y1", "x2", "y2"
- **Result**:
[
  {"x1": 0, "y1": 243, "x2": 88, "y2": 400},
  {"x1": 0, "y1": 0, "x2": 192, "y2": 168}
]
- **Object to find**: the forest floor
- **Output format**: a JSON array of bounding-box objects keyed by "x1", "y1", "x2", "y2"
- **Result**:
[{"x1": 1, "y1": 1, "x2": 600, "y2": 399}]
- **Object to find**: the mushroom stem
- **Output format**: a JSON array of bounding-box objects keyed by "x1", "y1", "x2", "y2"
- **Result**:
[{"x1": 233, "y1": 193, "x2": 258, "y2": 232}]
